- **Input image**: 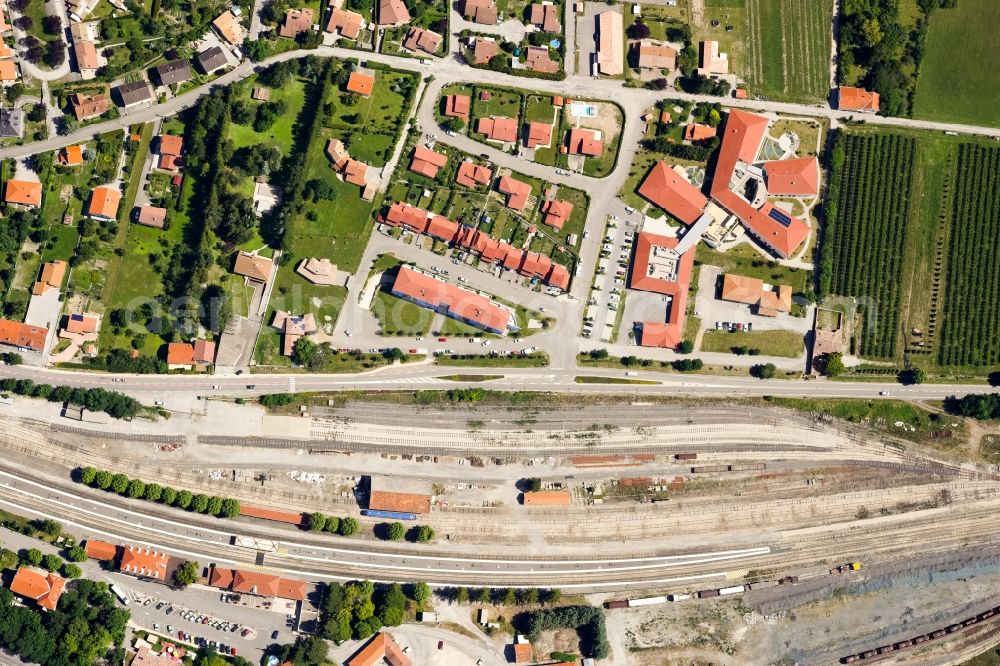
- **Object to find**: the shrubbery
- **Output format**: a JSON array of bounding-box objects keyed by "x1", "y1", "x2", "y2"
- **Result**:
[
  {"x1": 75, "y1": 467, "x2": 241, "y2": 518},
  {"x1": 0, "y1": 379, "x2": 140, "y2": 419},
  {"x1": 514, "y1": 605, "x2": 609, "y2": 659}
]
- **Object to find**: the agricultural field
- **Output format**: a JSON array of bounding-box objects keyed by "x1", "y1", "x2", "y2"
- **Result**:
[
  {"x1": 913, "y1": 0, "x2": 1000, "y2": 128},
  {"x1": 937, "y1": 144, "x2": 1000, "y2": 368},
  {"x1": 821, "y1": 131, "x2": 915, "y2": 359},
  {"x1": 743, "y1": 0, "x2": 833, "y2": 101}
]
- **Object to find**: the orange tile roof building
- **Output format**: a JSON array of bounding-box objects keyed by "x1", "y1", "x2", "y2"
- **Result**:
[
  {"x1": 87, "y1": 186, "x2": 122, "y2": 220},
  {"x1": 720, "y1": 273, "x2": 792, "y2": 316},
  {"x1": 119, "y1": 545, "x2": 169, "y2": 580},
  {"x1": 476, "y1": 116, "x2": 518, "y2": 143},
  {"x1": 540, "y1": 199, "x2": 573, "y2": 229},
  {"x1": 497, "y1": 175, "x2": 531, "y2": 211},
  {"x1": 278, "y1": 8, "x2": 314, "y2": 38},
  {"x1": 63, "y1": 313, "x2": 99, "y2": 335},
  {"x1": 835, "y1": 86, "x2": 880, "y2": 113},
  {"x1": 136, "y1": 205, "x2": 167, "y2": 228},
  {"x1": 596, "y1": 10, "x2": 623, "y2": 75},
  {"x1": 73, "y1": 40, "x2": 98, "y2": 72},
  {"x1": 378, "y1": 0, "x2": 410, "y2": 26},
  {"x1": 637, "y1": 162, "x2": 708, "y2": 225},
  {"x1": 462, "y1": 0, "x2": 497, "y2": 24},
  {"x1": 697, "y1": 40, "x2": 728, "y2": 75},
  {"x1": 233, "y1": 251, "x2": 273, "y2": 282},
  {"x1": 403, "y1": 27, "x2": 442, "y2": 54},
  {"x1": 83, "y1": 539, "x2": 118, "y2": 561},
  {"x1": 455, "y1": 161, "x2": 492, "y2": 188},
  {"x1": 208, "y1": 567, "x2": 307, "y2": 600},
  {"x1": 524, "y1": 121, "x2": 553, "y2": 149},
  {"x1": 391, "y1": 266, "x2": 511, "y2": 334},
  {"x1": 9, "y1": 566, "x2": 66, "y2": 610},
  {"x1": 566, "y1": 128, "x2": 603, "y2": 156},
  {"x1": 762, "y1": 156, "x2": 820, "y2": 197},
  {"x1": 443, "y1": 94, "x2": 470, "y2": 120},
  {"x1": 636, "y1": 40, "x2": 676, "y2": 69},
  {"x1": 707, "y1": 109, "x2": 809, "y2": 258},
  {"x1": 326, "y1": 8, "x2": 364, "y2": 38},
  {"x1": 4, "y1": 179, "x2": 42, "y2": 207},
  {"x1": 193, "y1": 339, "x2": 216, "y2": 365},
  {"x1": 522, "y1": 490, "x2": 571, "y2": 506},
  {"x1": 684, "y1": 122, "x2": 717, "y2": 142},
  {"x1": 525, "y1": 46, "x2": 559, "y2": 73},
  {"x1": 512, "y1": 641, "x2": 533, "y2": 663},
  {"x1": 472, "y1": 37, "x2": 498, "y2": 64},
  {"x1": 409, "y1": 145, "x2": 448, "y2": 178},
  {"x1": 630, "y1": 232, "x2": 694, "y2": 349},
  {"x1": 368, "y1": 474, "x2": 435, "y2": 514},
  {"x1": 0, "y1": 319, "x2": 47, "y2": 351},
  {"x1": 0, "y1": 60, "x2": 17, "y2": 82},
  {"x1": 529, "y1": 2, "x2": 560, "y2": 32},
  {"x1": 346, "y1": 632, "x2": 412, "y2": 666},
  {"x1": 213, "y1": 10, "x2": 245, "y2": 44},
  {"x1": 69, "y1": 93, "x2": 109, "y2": 121},
  {"x1": 60, "y1": 145, "x2": 84, "y2": 166},
  {"x1": 346, "y1": 71, "x2": 375, "y2": 96},
  {"x1": 32, "y1": 260, "x2": 66, "y2": 296},
  {"x1": 166, "y1": 342, "x2": 195, "y2": 369}
]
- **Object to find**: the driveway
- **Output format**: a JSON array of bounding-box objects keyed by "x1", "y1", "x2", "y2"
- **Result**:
[{"x1": 8, "y1": 0, "x2": 71, "y2": 81}]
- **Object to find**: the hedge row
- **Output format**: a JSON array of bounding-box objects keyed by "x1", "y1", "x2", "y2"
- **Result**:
[{"x1": 74, "y1": 467, "x2": 240, "y2": 518}]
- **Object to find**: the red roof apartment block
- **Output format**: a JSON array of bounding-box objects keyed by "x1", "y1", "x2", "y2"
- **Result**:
[
  {"x1": 630, "y1": 232, "x2": 694, "y2": 349},
  {"x1": 566, "y1": 128, "x2": 603, "y2": 156},
  {"x1": 708, "y1": 109, "x2": 809, "y2": 257},
  {"x1": 835, "y1": 86, "x2": 880, "y2": 112},
  {"x1": 477, "y1": 116, "x2": 518, "y2": 143},
  {"x1": 443, "y1": 94, "x2": 470, "y2": 120},
  {"x1": 409, "y1": 145, "x2": 448, "y2": 178},
  {"x1": 456, "y1": 161, "x2": 492, "y2": 188},
  {"x1": 346, "y1": 632, "x2": 412, "y2": 666},
  {"x1": 524, "y1": 121, "x2": 553, "y2": 149},
  {"x1": 83, "y1": 539, "x2": 118, "y2": 561},
  {"x1": 9, "y1": 566, "x2": 66, "y2": 610},
  {"x1": 498, "y1": 175, "x2": 531, "y2": 211},
  {"x1": 637, "y1": 162, "x2": 708, "y2": 225},
  {"x1": 762, "y1": 157, "x2": 820, "y2": 197},
  {"x1": 119, "y1": 545, "x2": 169, "y2": 580},
  {"x1": 540, "y1": 199, "x2": 573, "y2": 229},
  {"x1": 391, "y1": 267, "x2": 510, "y2": 334},
  {"x1": 208, "y1": 567, "x2": 307, "y2": 600}
]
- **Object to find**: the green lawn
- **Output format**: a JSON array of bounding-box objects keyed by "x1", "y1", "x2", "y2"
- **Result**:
[
  {"x1": 700, "y1": 329, "x2": 804, "y2": 357},
  {"x1": 470, "y1": 86, "x2": 523, "y2": 128},
  {"x1": 696, "y1": 244, "x2": 811, "y2": 294},
  {"x1": 372, "y1": 290, "x2": 435, "y2": 336},
  {"x1": 524, "y1": 95, "x2": 558, "y2": 124},
  {"x1": 228, "y1": 78, "x2": 306, "y2": 155},
  {"x1": 913, "y1": 0, "x2": 1000, "y2": 127}
]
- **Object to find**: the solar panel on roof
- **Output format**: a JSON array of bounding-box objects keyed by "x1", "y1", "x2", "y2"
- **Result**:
[{"x1": 768, "y1": 207, "x2": 792, "y2": 227}]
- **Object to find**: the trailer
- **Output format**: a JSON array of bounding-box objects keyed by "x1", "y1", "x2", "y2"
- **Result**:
[
  {"x1": 831, "y1": 561, "x2": 862, "y2": 574},
  {"x1": 628, "y1": 596, "x2": 666, "y2": 608},
  {"x1": 110, "y1": 584, "x2": 129, "y2": 606},
  {"x1": 718, "y1": 585, "x2": 745, "y2": 596},
  {"x1": 362, "y1": 509, "x2": 418, "y2": 521},
  {"x1": 667, "y1": 593, "x2": 691, "y2": 601},
  {"x1": 778, "y1": 576, "x2": 800, "y2": 585}
]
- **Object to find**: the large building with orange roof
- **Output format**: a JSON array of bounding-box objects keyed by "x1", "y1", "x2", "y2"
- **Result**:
[
  {"x1": 630, "y1": 232, "x2": 694, "y2": 349},
  {"x1": 720, "y1": 273, "x2": 792, "y2": 316},
  {"x1": 834, "y1": 86, "x2": 880, "y2": 113},
  {"x1": 762, "y1": 157, "x2": 820, "y2": 197},
  {"x1": 9, "y1": 566, "x2": 66, "y2": 610},
  {"x1": 87, "y1": 186, "x2": 122, "y2": 220},
  {"x1": 346, "y1": 632, "x2": 412, "y2": 666},
  {"x1": 707, "y1": 109, "x2": 810, "y2": 258},
  {"x1": 476, "y1": 116, "x2": 518, "y2": 143},
  {"x1": 118, "y1": 545, "x2": 170, "y2": 580},
  {"x1": 0, "y1": 319, "x2": 47, "y2": 351},
  {"x1": 522, "y1": 490, "x2": 571, "y2": 506},
  {"x1": 455, "y1": 161, "x2": 492, "y2": 188},
  {"x1": 391, "y1": 266, "x2": 511, "y2": 334},
  {"x1": 637, "y1": 162, "x2": 708, "y2": 226},
  {"x1": 595, "y1": 9, "x2": 623, "y2": 75},
  {"x1": 409, "y1": 145, "x2": 447, "y2": 178},
  {"x1": 4, "y1": 179, "x2": 41, "y2": 207},
  {"x1": 208, "y1": 567, "x2": 307, "y2": 600},
  {"x1": 33, "y1": 260, "x2": 67, "y2": 296}
]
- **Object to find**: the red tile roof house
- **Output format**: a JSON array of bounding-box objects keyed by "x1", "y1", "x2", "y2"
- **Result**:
[
  {"x1": 208, "y1": 567, "x2": 307, "y2": 600},
  {"x1": 524, "y1": 121, "x2": 553, "y2": 149},
  {"x1": 403, "y1": 27, "x2": 442, "y2": 55},
  {"x1": 346, "y1": 632, "x2": 412, "y2": 666},
  {"x1": 529, "y1": 2, "x2": 560, "y2": 32},
  {"x1": 566, "y1": 128, "x2": 603, "y2": 156},
  {"x1": 118, "y1": 545, "x2": 171, "y2": 581},
  {"x1": 278, "y1": 8, "x2": 314, "y2": 38},
  {"x1": 456, "y1": 161, "x2": 492, "y2": 188},
  {"x1": 761, "y1": 156, "x2": 820, "y2": 197},
  {"x1": 637, "y1": 161, "x2": 708, "y2": 226},
  {"x1": 409, "y1": 145, "x2": 448, "y2": 178},
  {"x1": 193, "y1": 339, "x2": 216, "y2": 366},
  {"x1": 835, "y1": 85, "x2": 880, "y2": 113},
  {"x1": 166, "y1": 342, "x2": 195, "y2": 370},
  {"x1": 684, "y1": 122, "x2": 717, "y2": 142},
  {"x1": 629, "y1": 232, "x2": 695, "y2": 349},
  {"x1": 476, "y1": 116, "x2": 518, "y2": 143},
  {"x1": 462, "y1": 0, "x2": 497, "y2": 24},
  {"x1": 442, "y1": 94, "x2": 471, "y2": 121},
  {"x1": 391, "y1": 266, "x2": 511, "y2": 333},
  {"x1": 326, "y1": 8, "x2": 364, "y2": 39},
  {"x1": 378, "y1": 0, "x2": 410, "y2": 26},
  {"x1": 497, "y1": 175, "x2": 531, "y2": 211},
  {"x1": 9, "y1": 566, "x2": 66, "y2": 610},
  {"x1": 707, "y1": 109, "x2": 810, "y2": 258},
  {"x1": 540, "y1": 199, "x2": 573, "y2": 229},
  {"x1": 524, "y1": 46, "x2": 559, "y2": 73},
  {"x1": 472, "y1": 37, "x2": 498, "y2": 64}
]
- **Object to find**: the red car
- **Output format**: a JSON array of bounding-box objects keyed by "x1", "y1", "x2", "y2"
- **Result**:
[
  {"x1": 437, "y1": 337, "x2": 447, "y2": 342},
  {"x1": 230, "y1": 648, "x2": 237, "y2": 656}
]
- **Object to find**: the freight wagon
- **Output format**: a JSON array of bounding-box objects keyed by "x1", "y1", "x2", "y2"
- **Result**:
[
  {"x1": 674, "y1": 453, "x2": 698, "y2": 460},
  {"x1": 690, "y1": 463, "x2": 766, "y2": 473},
  {"x1": 696, "y1": 589, "x2": 720, "y2": 598},
  {"x1": 718, "y1": 585, "x2": 746, "y2": 596},
  {"x1": 603, "y1": 600, "x2": 629, "y2": 609},
  {"x1": 628, "y1": 596, "x2": 666, "y2": 608}
]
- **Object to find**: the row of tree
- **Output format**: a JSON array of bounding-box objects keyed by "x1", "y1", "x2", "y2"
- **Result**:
[
  {"x1": 944, "y1": 393, "x2": 1000, "y2": 420},
  {"x1": 75, "y1": 467, "x2": 241, "y2": 518},
  {"x1": 0, "y1": 379, "x2": 141, "y2": 419},
  {"x1": 306, "y1": 512, "x2": 359, "y2": 536}
]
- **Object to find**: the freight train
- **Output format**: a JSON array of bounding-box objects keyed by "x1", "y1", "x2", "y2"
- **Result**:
[
  {"x1": 603, "y1": 577, "x2": 799, "y2": 609},
  {"x1": 841, "y1": 606, "x2": 999, "y2": 663},
  {"x1": 690, "y1": 463, "x2": 767, "y2": 473}
]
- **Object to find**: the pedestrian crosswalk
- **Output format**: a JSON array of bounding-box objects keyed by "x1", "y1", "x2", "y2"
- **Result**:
[{"x1": 288, "y1": 376, "x2": 296, "y2": 391}]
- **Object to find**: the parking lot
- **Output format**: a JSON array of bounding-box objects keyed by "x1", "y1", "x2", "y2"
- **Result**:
[{"x1": 583, "y1": 202, "x2": 642, "y2": 343}]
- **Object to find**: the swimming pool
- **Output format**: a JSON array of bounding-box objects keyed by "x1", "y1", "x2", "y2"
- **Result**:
[{"x1": 571, "y1": 102, "x2": 597, "y2": 117}]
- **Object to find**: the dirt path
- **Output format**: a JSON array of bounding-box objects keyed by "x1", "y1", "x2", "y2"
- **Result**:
[{"x1": 689, "y1": 0, "x2": 704, "y2": 26}]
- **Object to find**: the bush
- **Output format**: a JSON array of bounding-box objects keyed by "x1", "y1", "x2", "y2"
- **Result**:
[
  {"x1": 750, "y1": 363, "x2": 777, "y2": 379},
  {"x1": 339, "y1": 517, "x2": 359, "y2": 536},
  {"x1": 385, "y1": 522, "x2": 405, "y2": 541}
]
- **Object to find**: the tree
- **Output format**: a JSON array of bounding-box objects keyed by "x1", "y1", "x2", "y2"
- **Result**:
[
  {"x1": 42, "y1": 15, "x2": 61, "y2": 34},
  {"x1": 527, "y1": 477, "x2": 542, "y2": 492},
  {"x1": 476, "y1": 587, "x2": 492, "y2": 604},
  {"x1": 899, "y1": 367, "x2": 927, "y2": 385},
  {"x1": 172, "y1": 560, "x2": 198, "y2": 587},
  {"x1": 339, "y1": 517, "x2": 359, "y2": 536},
  {"x1": 175, "y1": 490, "x2": 193, "y2": 509},
  {"x1": 42, "y1": 554, "x2": 62, "y2": 571},
  {"x1": 519, "y1": 588, "x2": 539, "y2": 606},
  {"x1": 79, "y1": 467, "x2": 97, "y2": 485},
  {"x1": 220, "y1": 498, "x2": 241, "y2": 518},
  {"x1": 413, "y1": 525, "x2": 434, "y2": 543},
  {"x1": 206, "y1": 496, "x2": 224, "y2": 516},
  {"x1": 94, "y1": 470, "x2": 113, "y2": 490},
  {"x1": 161, "y1": 487, "x2": 178, "y2": 505},
  {"x1": 308, "y1": 512, "x2": 327, "y2": 531},
  {"x1": 0, "y1": 549, "x2": 18, "y2": 570},
  {"x1": 589, "y1": 348, "x2": 609, "y2": 360},
  {"x1": 751, "y1": 363, "x2": 777, "y2": 379},
  {"x1": 677, "y1": 340, "x2": 695, "y2": 354},
  {"x1": 386, "y1": 522, "x2": 405, "y2": 541},
  {"x1": 626, "y1": 20, "x2": 650, "y2": 39},
  {"x1": 293, "y1": 337, "x2": 320, "y2": 367},
  {"x1": 411, "y1": 581, "x2": 431, "y2": 606},
  {"x1": 126, "y1": 478, "x2": 145, "y2": 498},
  {"x1": 65, "y1": 546, "x2": 87, "y2": 562},
  {"x1": 190, "y1": 494, "x2": 210, "y2": 513},
  {"x1": 26, "y1": 548, "x2": 43, "y2": 565},
  {"x1": 110, "y1": 473, "x2": 129, "y2": 494},
  {"x1": 144, "y1": 483, "x2": 163, "y2": 502},
  {"x1": 500, "y1": 587, "x2": 517, "y2": 606},
  {"x1": 816, "y1": 352, "x2": 845, "y2": 377},
  {"x1": 62, "y1": 563, "x2": 82, "y2": 579},
  {"x1": 455, "y1": 587, "x2": 469, "y2": 604},
  {"x1": 543, "y1": 588, "x2": 562, "y2": 605}
]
